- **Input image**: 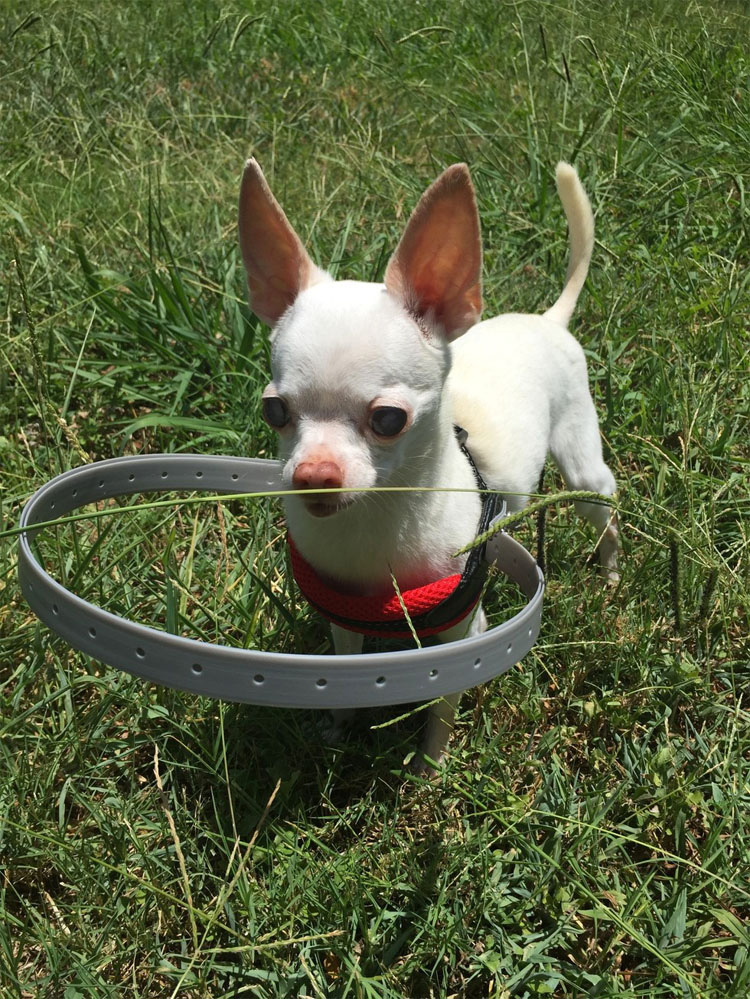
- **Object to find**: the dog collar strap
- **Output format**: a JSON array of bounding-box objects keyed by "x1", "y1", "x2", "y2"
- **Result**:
[{"x1": 18, "y1": 454, "x2": 544, "y2": 709}]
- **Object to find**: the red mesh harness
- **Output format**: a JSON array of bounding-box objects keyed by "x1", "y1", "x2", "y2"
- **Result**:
[{"x1": 288, "y1": 429, "x2": 498, "y2": 639}]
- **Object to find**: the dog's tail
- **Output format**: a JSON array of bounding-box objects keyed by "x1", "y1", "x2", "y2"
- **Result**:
[{"x1": 543, "y1": 162, "x2": 594, "y2": 328}]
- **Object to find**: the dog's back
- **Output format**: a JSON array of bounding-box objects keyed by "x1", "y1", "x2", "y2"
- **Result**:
[{"x1": 447, "y1": 164, "x2": 618, "y2": 583}]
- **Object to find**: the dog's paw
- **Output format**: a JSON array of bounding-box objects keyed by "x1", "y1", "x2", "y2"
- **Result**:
[
  {"x1": 598, "y1": 549, "x2": 620, "y2": 586},
  {"x1": 404, "y1": 748, "x2": 445, "y2": 779},
  {"x1": 597, "y1": 519, "x2": 620, "y2": 585}
]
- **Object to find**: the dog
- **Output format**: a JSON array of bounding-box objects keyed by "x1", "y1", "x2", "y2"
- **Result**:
[{"x1": 238, "y1": 158, "x2": 618, "y2": 769}]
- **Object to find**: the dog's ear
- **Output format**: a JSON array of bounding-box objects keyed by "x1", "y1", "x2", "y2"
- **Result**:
[
  {"x1": 385, "y1": 164, "x2": 482, "y2": 341},
  {"x1": 238, "y1": 158, "x2": 329, "y2": 327}
]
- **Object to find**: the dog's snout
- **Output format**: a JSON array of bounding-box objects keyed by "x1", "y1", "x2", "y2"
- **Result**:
[{"x1": 292, "y1": 460, "x2": 344, "y2": 490}]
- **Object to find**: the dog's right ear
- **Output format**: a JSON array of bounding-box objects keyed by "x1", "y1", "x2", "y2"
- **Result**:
[{"x1": 238, "y1": 159, "x2": 329, "y2": 327}]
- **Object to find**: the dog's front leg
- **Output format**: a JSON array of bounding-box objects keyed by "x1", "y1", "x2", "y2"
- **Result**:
[
  {"x1": 419, "y1": 691, "x2": 462, "y2": 774},
  {"x1": 417, "y1": 606, "x2": 487, "y2": 773},
  {"x1": 331, "y1": 622, "x2": 365, "y2": 656},
  {"x1": 322, "y1": 624, "x2": 365, "y2": 741}
]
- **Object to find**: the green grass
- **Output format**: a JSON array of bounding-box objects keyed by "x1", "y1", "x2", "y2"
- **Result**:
[{"x1": 1, "y1": 0, "x2": 748, "y2": 995}]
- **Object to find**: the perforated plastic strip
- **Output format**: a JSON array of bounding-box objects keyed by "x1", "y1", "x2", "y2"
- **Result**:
[{"x1": 17, "y1": 455, "x2": 544, "y2": 709}]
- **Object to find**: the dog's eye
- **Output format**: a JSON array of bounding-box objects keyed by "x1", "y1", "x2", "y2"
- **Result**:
[
  {"x1": 262, "y1": 396, "x2": 290, "y2": 429},
  {"x1": 369, "y1": 406, "x2": 408, "y2": 438}
]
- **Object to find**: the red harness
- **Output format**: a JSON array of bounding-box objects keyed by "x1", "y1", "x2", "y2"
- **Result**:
[{"x1": 288, "y1": 536, "x2": 482, "y2": 639}]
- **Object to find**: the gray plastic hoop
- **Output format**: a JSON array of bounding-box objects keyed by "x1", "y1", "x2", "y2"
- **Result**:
[{"x1": 17, "y1": 454, "x2": 544, "y2": 709}]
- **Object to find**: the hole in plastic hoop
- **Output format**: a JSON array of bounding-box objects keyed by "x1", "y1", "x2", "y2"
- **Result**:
[
  {"x1": 316, "y1": 678, "x2": 327, "y2": 688},
  {"x1": 253, "y1": 674, "x2": 264, "y2": 685},
  {"x1": 192, "y1": 663, "x2": 202, "y2": 674}
]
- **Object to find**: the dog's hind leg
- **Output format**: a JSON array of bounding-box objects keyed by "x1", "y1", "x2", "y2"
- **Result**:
[{"x1": 550, "y1": 397, "x2": 619, "y2": 581}]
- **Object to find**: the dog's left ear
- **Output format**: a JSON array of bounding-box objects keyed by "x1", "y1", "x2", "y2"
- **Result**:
[{"x1": 385, "y1": 164, "x2": 482, "y2": 341}]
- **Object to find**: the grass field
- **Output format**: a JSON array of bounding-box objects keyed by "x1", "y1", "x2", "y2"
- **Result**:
[{"x1": 1, "y1": 1, "x2": 748, "y2": 996}]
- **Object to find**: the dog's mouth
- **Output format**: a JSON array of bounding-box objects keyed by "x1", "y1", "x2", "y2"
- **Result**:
[{"x1": 301, "y1": 495, "x2": 354, "y2": 518}]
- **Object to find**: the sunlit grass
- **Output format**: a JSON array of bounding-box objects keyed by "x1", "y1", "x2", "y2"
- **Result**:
[{"x1": 1, "y1": 1, "x2": 748, "y2": 996}]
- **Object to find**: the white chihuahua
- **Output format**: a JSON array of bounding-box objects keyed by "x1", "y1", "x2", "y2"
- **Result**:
[{"x1": 238, "y1": 159, "x2": 618, "y2": 768}]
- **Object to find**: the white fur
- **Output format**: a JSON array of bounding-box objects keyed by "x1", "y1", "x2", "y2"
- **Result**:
[
  {"x1": 272, "y1": 281, "x2": 480, "y2": 592},
  {"x1": 238, "y1": 158, "x2": 618, "y2": 771}
]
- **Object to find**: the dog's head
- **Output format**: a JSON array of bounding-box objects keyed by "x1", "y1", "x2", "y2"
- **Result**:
[{"x1": 238, "y1": 159, "x2": 482, "y2": 519}]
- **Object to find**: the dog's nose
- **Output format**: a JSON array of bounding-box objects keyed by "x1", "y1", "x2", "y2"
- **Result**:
[{"x1": 292, "y1": 460, "x2": 344, "y2": 490}]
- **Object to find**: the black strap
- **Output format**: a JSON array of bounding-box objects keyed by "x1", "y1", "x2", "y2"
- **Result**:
[{"x1": 430, "y1": 424, "x2": 499, "y2": 626}]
